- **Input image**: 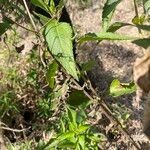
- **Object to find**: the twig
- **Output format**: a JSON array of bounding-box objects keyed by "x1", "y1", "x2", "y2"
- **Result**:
[
  {"x1": 2, "y1": 15, "x2": 37, "y2": 33},
  {"x1": 0, "y1": 126, "x2": 27, "y2": 133},
  {"x1": 133, "y1": 0, "x2": 141, "y2": 33},
  {"x1": 21, "y1": 0, "x2": 47, "y2": 67},
  {"x1": 22, "y1": 0, "x2": 37, "y2": 31}
]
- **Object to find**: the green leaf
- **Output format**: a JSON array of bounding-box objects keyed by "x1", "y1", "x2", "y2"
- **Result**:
[
  {"x1": 58, "y1": 140, "x2": 76, "y2": 149},
  {"x1": 57, "y1": 132, "x2": 75, "y2": 141},
  {"x1": 87, "y1": 133, "x2": 105, "y2": 142},
  {"x1": 67, "y1": 107, "x2": 77, "y2": 128},
  {"x1": 77, "y1": 125, "x2": 90, "y2": 134},
  {"x1": 102, "y1": 0, "x2": 122, "y2": 31},
  {"x1": 79, "y1": 32, "x2": 137, "y2": 44},
  {"x1": 108, "y1": 22, "x2": 150, "y2": 32},
  {"x1": 132, "y1": 15, "x2": 145, "y2": 25},
  {"x1": 67, "y1": 90, "x2": 90, "y2": 108},
  {"x1": 45, "y1": 20, "x2": 78, "y2": 80},
  {"x1": 31, "y1": 0, "x2": 49, "y2": 13},
  {"x1": 107, "y1": 22, "x2": 130, "y2": 32},
  {"x1": 56, "y1": 0, "x2": 64, "y2": 10},
  {"x1": 109, "y1": 79, "x2": 136, "y2": 97},
  {"x1": 46, "y1": 60, "x2": 58, "y2": 89},
  {"x1": 132, "y1": 38, "x2": 150, "y2": 49},
  {"x1": 49, "y1": 0, "x2": 56, "y2": 15},
  {"x1": 78, "y1": 135, "x2": 85, "y2": 149},
  {"x1": 60, "y1": 118, "x2": 66, "y2": 133},
  {"x1": 136, "y1": 25, "x2": 150, "y2": 31},
  {"x1": 45, "y1": 132, "x2": 75, "y2": 149},
  {"x1": 144, "y1": 0, "x2": 150, "y2": 15},
  {"x1": 0, "y1": 18, "x2": 12, "y2": 36},
  {"x1": 33, "y1": 11, "x2": 50, "y2": 24}
]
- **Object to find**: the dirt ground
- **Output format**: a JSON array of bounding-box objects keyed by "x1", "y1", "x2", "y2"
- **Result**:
[{"x1": 67, "y1": 0, "x2": 150, "y2": 149}]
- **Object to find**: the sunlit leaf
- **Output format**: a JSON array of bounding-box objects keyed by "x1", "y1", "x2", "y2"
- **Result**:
[
  {"x1": 67, "y1": 107, "x2": 77, "y2": 128},
  {"x1": 109, "y1": 79, "x2": 136, "y2": 97},
  {"x1": 79, "y1": 32, "x2": 137, "y2": 44},
  {"x1": 77, "y1": 125, "x2": 90, "y2": 134},
  {"x1": 132, "y1": 15, "x2": 145, "y2": 25},
  {"x1": 44, "y1": 132, "x2": 75, "y2": 149},
  {"x1": 45, "y1": 20, "x2": 78, "y2": 80},
  {"x1": 31, "y1": 0, "x2": 49, "y2": 13},
  {"x1": 78, "y1": 135, "x2": 85, "y2": 149},
  {"x1": 102, "y1": 0, "x2": 122, "y2": 31},
  {"x1": 144, "y1": 0, "x2": 150, "y2": 15},
  {"x1": 49, "y1": 0, "x2": 56, "y2": 15}
]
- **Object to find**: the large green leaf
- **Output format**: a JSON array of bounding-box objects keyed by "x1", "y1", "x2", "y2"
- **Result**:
[
  {"x1": 79, "y1": 32, "x2": 137, "y2": 44},
  {"x1": 46, "y1": 60, "x2": 58, "y2": 89},
  {"x1": 109, "y1": 79, "x2": 136, "y2": 97},
  {"x1": 102, "y1": 0, "x2": 122, "y2": 31},
  {"x1": 45, "y1": 20, "x2": 78, "y2": 80},
  {"x1": 31, "y1": 0, "x2": 49, "y2": 13}
]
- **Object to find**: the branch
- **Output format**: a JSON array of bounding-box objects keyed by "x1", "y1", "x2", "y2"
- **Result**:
[{"x1": 22, "y1": 0, "x2": 37, "y2": 31}]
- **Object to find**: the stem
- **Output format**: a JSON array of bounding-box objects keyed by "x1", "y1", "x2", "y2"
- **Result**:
[
  {"x1": 22, "y1": 0, "x2": 37, "y2": 31},
  {"x1": 133, "y1": 0, "x2": 142, "y2": 33}
]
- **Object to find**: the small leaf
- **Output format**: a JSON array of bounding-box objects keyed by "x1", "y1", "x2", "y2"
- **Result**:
[
  {"x1": 57, "y1": 132, "x2": 75, "y2": 141},
  {"x1": 107, "y1": 22, "x2": 130, "y2": 32},
  {"x1": 132, "y1": 38, "x2": 150, "y2": 49},
  {"x1": 56, "y1": 0, "x2": 64, "y2": 10},
  {"x1": 77, "y1": 125, "x2": 90, "y2": 134},
  {"x1": 67, "y1": 107, "x2": 77, "y2": 128},
  {"x1": 46, "y1": 60, "x2": 58, "y2": 89},
  {"x1": 0, "y1": 17, "x2": 12, "y2": 36},
  {"x1": 58, "y1": 140, "x2": 75, "y2": 149},
  {"x1": 45, "y1": 132, "x2": 75, "y2": 149},
  {"x1": 78, "y1": 135, "x2": 85, "y2": 149},
  {"x1": 45, "y1": 20, "x2": 78, "y2": 80},
  {"x1": 60, "y1": 118, "x2": 66, "y2": 133},
  {"x1": 136, "y1": 25, "x2": 150, "y2": 31},
  {"x1": 79, "y1": 32, "x2": 137, "y2": 44},
  {"x1": 109, "y1": 79, "x2": 136, "y2": 97},
  {"x1": 67, "y1": 90, "x2": 90, "y2": 108},
  {"x1": 132, "y1": 15, "x2": 145, "y2": 25},
  {"x1": 102, "y1": 0, "x2": 122, "y2": 31},
  {"x1": 31, "y1": 0, "x2": 49, "y2": 13},
  {"x1": 33, "y1": 11, "x2": 50, "y2": 24},
  {"x1": 49, "y1": 0, "x2": 56, "y2": 15}
]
